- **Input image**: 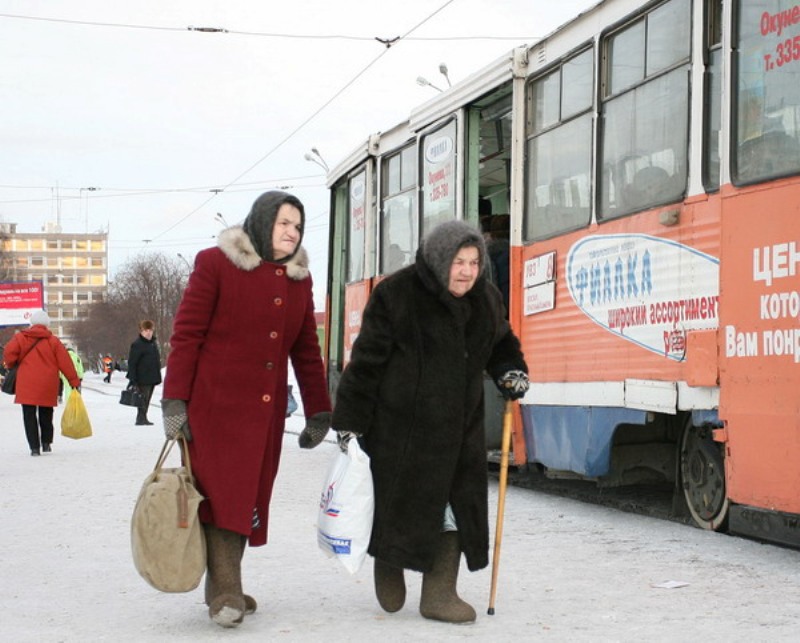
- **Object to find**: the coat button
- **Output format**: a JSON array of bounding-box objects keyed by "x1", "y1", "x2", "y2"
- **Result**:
[
  {"x1": 276, "y1": 268, "x2": 284, "y2": 276},
  {"x1": 265, "y1": 362, "x2": 274, "y2": 370},
  {"x1": 269, "y1": 331, "x2": 278, "y2": 339},
  {"x1": 262, "y1": 394, "x2": 271, "y2": 403},
  {"x1": 274, "y1": 297, "x2": 283, "y2": 306}
]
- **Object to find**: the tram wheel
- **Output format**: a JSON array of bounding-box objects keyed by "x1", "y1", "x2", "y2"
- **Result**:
[{"x1": 679, "y1": 418, "x2": 729, "y2": 531}]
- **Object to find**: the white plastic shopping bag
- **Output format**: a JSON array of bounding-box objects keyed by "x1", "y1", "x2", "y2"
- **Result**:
[{"x1": 317, "y1": 439, "x2": 374, "y2": 574}]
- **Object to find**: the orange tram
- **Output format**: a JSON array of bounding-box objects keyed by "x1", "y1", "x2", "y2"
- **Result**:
[{"x1": 323, "y1": 0, "x2": 800, "y2": 548}]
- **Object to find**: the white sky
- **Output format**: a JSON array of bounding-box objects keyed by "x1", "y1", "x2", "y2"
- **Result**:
[{"x1": 0, "y1": 0, "x2": 598, "y2": 304}]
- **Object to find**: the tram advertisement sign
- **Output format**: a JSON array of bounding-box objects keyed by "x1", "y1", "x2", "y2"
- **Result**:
[
  {"x1": 0, "y1": 280, "x2": 45, "y2": 327},
  {"x1": 566, "y1": 235, "x2": 719, "y2": 360}
]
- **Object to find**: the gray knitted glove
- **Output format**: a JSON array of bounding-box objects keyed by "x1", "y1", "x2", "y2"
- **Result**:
[
  {"x1": 298, "y1": 411, "x2": 332, "y2": 449},
  {"x1": 162, "y1": 398, "x2": 193, "y2": 441},
  {"x1": 336, "y1": 430, "x2": 362, "y2": 453},
  {"x1": 496, "y1": 369, "x2": 530, "y2": 400}
]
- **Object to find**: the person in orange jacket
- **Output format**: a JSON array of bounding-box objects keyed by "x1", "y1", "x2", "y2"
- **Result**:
[
  {"x1": 3, "y1": 310, "x2": 80, "y2": 455},
  {"x1": 102, "y1": 354, "x2": 114, "y2": 383}
]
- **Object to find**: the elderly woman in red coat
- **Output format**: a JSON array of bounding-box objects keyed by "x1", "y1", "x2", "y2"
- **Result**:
[
  {"x1": 162, "y1": 190, "x2": 332, "y2": 628},
  {"x1": 3, "y1": 309, "x2": 80, "y2": 456}
]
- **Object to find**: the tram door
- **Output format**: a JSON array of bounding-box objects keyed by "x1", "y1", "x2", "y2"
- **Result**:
[{"x1": 467, "y1": 90, "x2": 513, "y2": 450}]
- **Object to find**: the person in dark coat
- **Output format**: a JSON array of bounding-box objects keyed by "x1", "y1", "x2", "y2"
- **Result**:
[
  {"x1": 2, "y1": 310, "x2": 80, "y2": 456},
  {"x1": 126, "y1": 319, "x2": 162, "y2": 426},
  {"x1": 161, "y1": 190, "x2": 332, "y2": 628},
  {"x1": 331, "y1": 220, "x2": 529, "y2": 624}
]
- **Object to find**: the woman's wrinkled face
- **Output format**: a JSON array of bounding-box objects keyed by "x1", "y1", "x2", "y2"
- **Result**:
[
  {"x1": 272, "y1": 204, "x2": 303, "y2": 260},
  {"x1": 448, "y1": 246, "x2": 480, "y2": 297}
]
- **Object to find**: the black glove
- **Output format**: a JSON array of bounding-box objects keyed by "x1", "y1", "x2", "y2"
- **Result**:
[
  {"x1": 335, "y1": 430, "x2": 361, "y2": 453},
  {"x1": 162, "y1": 398, "x2": 193, "y2": 441},
  {"x1": 496, "y1": 369, "x2": 529, "y2": 400},
  {"x1": 298, "y1": 412, "x2": 332, "y2": 449}
]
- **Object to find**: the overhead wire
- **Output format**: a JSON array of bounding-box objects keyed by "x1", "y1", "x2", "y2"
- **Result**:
[
  {"x1": 146, "y1": 0, "x2": 460, "y2": 243},
  {"x1": 0, "y1": 12, "x2": 537, "y2": 41}
]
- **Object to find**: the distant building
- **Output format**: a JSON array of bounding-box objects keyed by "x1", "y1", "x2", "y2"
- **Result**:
[{"x1": 0, "y1": 221, "x2": 108, "y2": 343}]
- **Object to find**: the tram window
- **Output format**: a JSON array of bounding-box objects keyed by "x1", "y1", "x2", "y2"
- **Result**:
[
  {"x1": 608, "y1": 20, "x2": 645, "y2": 95},
  {"x1": 562, "y1": 50, "x2": 594, "y2": 120},
  {"x1": 380, "y1": 194, "x2": 416, "y2": 274},
  {"x1": 646, "y1": 0, "x2": 691, "y2": 76},
  {"x1": 601, "y1": 69, "x2": 688, "y2": 218},
  {"x1": 421, "y1": 119, "x2": 457, "y2": 236},
  {"x1": 531, "y1": 70, "x2": 561, "y2": 133},
  {"x1": 525, "y1": 48, "x2": 594, "y2": 241},
  {"x1": 346, "y1": 171, "x2": 366, "y2": 283},
  {"x1": 526, "y1": 115, "x2": 592, "y2": 240},
  {"x1": 381, "y1": 145, "x2": 417, "y2": 275},
  {"x1": 733, "y1": 0, "x2": 800, "y2": 185},
  {"x1": 702, "y1": 0, "x2": 723, "y2": 192},
  {"x1": 600, "y1": 0, "x2": 690, "y2": 219}
]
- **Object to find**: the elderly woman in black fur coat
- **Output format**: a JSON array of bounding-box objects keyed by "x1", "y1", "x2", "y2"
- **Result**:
[{"x1": 332, "y1": 220, "x2": 529, "y2": 624}]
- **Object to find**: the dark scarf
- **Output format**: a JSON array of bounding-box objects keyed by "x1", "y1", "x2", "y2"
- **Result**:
[{"x1": 242, "y1": 190, "x2": 305, "y2": 263}]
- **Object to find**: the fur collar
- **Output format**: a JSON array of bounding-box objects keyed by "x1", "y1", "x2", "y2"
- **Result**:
[{"x1": 217, "y1": 225, "x2": 309, "y2": 280}]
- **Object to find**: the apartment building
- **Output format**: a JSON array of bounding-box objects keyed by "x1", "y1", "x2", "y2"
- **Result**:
[{"x1": 0, "y1": 221, "x2": 108, "y2": 342}]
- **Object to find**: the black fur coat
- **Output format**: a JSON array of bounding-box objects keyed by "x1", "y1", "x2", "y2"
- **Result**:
[{"x1": 332, "y1": 244, "x2": 527, "y2": 573}]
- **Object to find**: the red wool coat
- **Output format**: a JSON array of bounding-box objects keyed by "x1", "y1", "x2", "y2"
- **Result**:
[
  {"x1": 4, "y1": 325, "x2": 80, "y2": 407},
  {"x1": 163, "y1": 227, "x2": 331, "y2": 546}
]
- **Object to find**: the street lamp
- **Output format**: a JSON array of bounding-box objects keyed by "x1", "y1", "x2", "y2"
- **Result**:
[
  {"x1": 416, "y1": 76, "x2": 443, "y2": 92},
  {"x1": 304, "y1": 147, "x2": 329, "y2": 173},
  {"x1": 177, "y1": 253, "x2": 192, "y2": 269},
  {"x1": 214, "y1": 212, "x2": 229, "y2": 227},
  {"x1": 439, "y1": 63, "x2": 452, "y2": 87}
]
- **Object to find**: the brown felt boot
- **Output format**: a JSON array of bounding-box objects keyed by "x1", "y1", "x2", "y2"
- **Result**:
[
  {"x1": 204, "y1": 534, "x2": 257, "y2": 615},
  {"x1": 374, "y1": 558, "x2": 406, "y2": 612},
  {"x1": 419, "y1": 532, "x2": 476, "y2": 624},
  {"x1": 203, "y1": 524, "x2": 246, "y2": 627}
]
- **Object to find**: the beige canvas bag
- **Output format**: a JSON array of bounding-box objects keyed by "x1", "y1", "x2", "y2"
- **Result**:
[{"x1": 131, "y1": 437, "x2": 206, "y2": 592}]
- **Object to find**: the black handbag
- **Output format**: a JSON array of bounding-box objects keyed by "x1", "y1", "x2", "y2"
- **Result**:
[
  {"x1": 120, "y1": 384, "x2": 144, "y2": 407},
  {"x1": 1, "y1": 366, "x2": 18, "y2": 395},
  {"x1": 2, "y1": 338, "x2": 43, "y2": 395}
]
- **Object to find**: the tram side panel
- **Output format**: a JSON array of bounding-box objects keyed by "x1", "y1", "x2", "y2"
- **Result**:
[
  {"x1": 515, "y1": 199, "x2": 721, "y2": 483},
  {"x1": 719, "y1": 180, "x2": 800, "y2": 545}
]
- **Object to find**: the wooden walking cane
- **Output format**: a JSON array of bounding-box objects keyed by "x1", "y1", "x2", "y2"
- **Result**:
[{"x1": 488, "y1": 398, "x2": 514, "y2": 615}]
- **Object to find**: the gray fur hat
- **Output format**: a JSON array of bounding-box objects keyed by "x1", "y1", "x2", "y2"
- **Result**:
[
  {"x1": 242, "y1": 190, "x2": 305, "y2": 263},
  {"x1": 420, "y1": 220, "x2": 486, "y2": 290}
]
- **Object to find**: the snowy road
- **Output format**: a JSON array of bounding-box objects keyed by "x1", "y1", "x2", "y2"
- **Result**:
[{"x1": 1, "y1": 371, "x2": 799, "y2": 642}]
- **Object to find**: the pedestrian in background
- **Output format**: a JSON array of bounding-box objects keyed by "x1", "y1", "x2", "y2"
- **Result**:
[
  {"x1": 2, "y1": 310, "x2": 80, "y2": 456},
  {"x1": 126, "y1": 320, "x2": 162, "y2": 426},
  {"x1": 331, "y1": 220, "x2": 529, "y2": 624},
  {"x1": 161, "y1": 190, "x2": 332, "y2": 628},
  {"x1": 60, "y1": 344, "x2": 84, "y2": 403},
  {"x1": 102, "y1": 354, "x2": 113, "y2": 383}
]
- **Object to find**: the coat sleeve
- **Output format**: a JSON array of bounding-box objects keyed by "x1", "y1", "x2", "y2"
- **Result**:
[
  {"x1": 162, "y1": 250, "x2": 220, "y2": 401},
  {"x1": 126, "y1": 340, "x2": 142, "y2": 384},
  {"x1": 3, "y1": 335, "x2": 21, "y2": 368},
  {"x1": 289, "y1": 275, "x2": 332, "y2": 417},
  {"x1": 331, "y1": 283, "x2": 395, "y2": 436},
  {"x1": 484, "y1": 284, "x2": 528, "y2": 381}
]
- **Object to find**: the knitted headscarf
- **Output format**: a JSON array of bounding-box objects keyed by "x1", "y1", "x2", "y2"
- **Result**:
[
  {"x1": 419, "y1": 220, "x2": 486, "y2": 290},
  {"x1": 242, "y1": 190, "x2": 305, "y2": 263}
]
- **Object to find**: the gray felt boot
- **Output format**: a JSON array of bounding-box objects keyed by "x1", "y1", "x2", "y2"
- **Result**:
[
  {"x1": 204, "y1": 534, "x2": 257, "y2": 616},
  {"x1": 419, "y1": 532, "x2": 476, "y2": 624},
  {"x1": 374, "y1": 558, "x2": 406, "y2": 612},
  {"x1": 203, "y1": 524, "x2": 246, "y2": 627}
]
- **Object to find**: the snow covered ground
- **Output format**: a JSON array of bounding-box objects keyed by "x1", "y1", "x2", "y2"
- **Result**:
[{"x1": 1, "y1": 371, "x2": 799, "y2": 642}]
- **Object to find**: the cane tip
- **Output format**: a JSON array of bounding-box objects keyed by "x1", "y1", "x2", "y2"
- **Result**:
[{"x1": 487, "y1": 607, "x2": 495, "y2": 615}]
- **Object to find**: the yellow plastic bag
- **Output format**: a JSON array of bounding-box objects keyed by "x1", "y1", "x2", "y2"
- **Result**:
[{"x1": 61, "y1": 390, "x2": 92, "y2": 439}]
